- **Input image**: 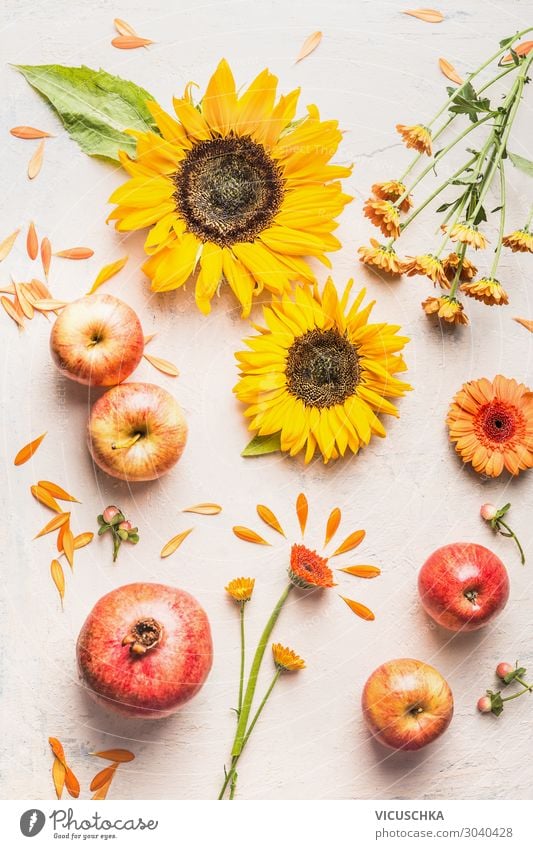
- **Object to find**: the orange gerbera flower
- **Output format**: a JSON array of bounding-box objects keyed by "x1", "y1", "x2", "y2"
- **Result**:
[
  {"x1": 403, "y1": 254, "x2": 448, "y2": 286},
  {"x1": 358, "y1": 238, "x2": 403, "y2": 274},
  {"x1": 396, "y1": 124, "x2": 432, "y2": 155},
  {"x1": 289, "y1": 544, "x2": 335, "y2": 588},
  {"x1": 422, "y1": 295, "x2": 469, "y2": 325},
  {"x1": 363, "y1": 199, "x2": 401, "y2": 238},
  {"x1": 461, "y1": 277, "x2": 509, "y2": 306},
  {"x1": 442, "y1": 252, "x2": 477, "y2": 283},
  {"x1": 448, "y1": 222, "x2": 488, "y2": 250},
  {"x1": 371, "y1": 180, "x2": 413, "y2": 213},
  {"x1": 272, "y1": 643, "x2": 305, "y2": 672},
  {"x1": 502, "y1": 229, "x2": 533, "y2": 253},
  {"x1": 447, "y1": 376, "x2": 533, "y2": 477}
]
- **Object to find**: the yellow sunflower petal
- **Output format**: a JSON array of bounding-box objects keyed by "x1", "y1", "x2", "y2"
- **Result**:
[{"x1": 202, "y1": 59, "x2": 238, "y2": 135}]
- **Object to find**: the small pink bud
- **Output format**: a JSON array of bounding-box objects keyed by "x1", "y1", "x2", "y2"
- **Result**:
[
  {"x1": 103, "y1": 505, "x2": 121, "y2": 523},
  {"x1": 496, "y1": 662, "x2": 514, "y2": 680},
  {"x1": 480, "y1": 503, "x2": 498, "y2": 521},
  {"x1": 477, "y1": 696, "x2": 492, "y2": 713},
  {"x1": 118, "y1": 520, "x2": 133, "y2": 532}
]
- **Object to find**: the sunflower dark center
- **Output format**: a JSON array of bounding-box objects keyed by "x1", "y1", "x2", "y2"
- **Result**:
[
  {"x1": 479, "y1": 402, "x2": 518, "y2": 443},
  {"x1": 173, "y1": 136, "x2": 284, "y2": 247},
  {"x1": 285, "y1": 328, "x2": 360, "y2": 408}
]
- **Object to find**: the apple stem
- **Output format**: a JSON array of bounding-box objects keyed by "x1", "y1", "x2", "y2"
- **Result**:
[{"x1": 111, "y1": 432, "x2": 142, "y2": 451}]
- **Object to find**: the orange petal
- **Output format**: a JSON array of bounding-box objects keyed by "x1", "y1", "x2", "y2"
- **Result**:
[
  {"x1": 111, "y1": 35, "x2": 153, "y2": 48},
  {"x1": 28, "y1": 140, "x2": 45, "y2": 179},
  {"x1": 332, "y1": 529, "x2": 366, "y2": 556},
  {"x1": 256, "y1": 504, "x2": 285, "y2": 536},
  {"x1": 403, "y1": 8, "x2": 444, "y2": 23},
  {"x1": 64, "y1": 766, "x2": 80, "y2": 798},
  {"x1": 182, "y1": 503, "x2": 222, "y2": 515},
  {"x1": 10, "y1": 126, "x2": 53, "y2": 139},
  {"x1": 91, "y1": 749, "x2": 135, "y2": 763},
  {"x1": 324, "y1": 507, "x2": 341, "y2": 546},
  {"x1": 92, "y1": 777, "x2": 114, "y2": 800},
  {"x1": 34, "y1": 512, "x2": 70, "y2": 538},
  {"x1": 2, "y1": 295, "x2": 25, "y2": 327},
  {"x1": 339, "y1": 595, "x2": 375, "y2": 621},
  {"x1": 295, "y1": 31, "x2": 322, "y2": 63},
  {"x1": 38, "y1": 481, "x2": 80, "y2": 502},
  {"x1": 232, "y1": 526, "x2": 270, "y2": 545},
  {"x1": 438, "y1": 57, "x2": 463, "y2": 84},
  {"x1": 72, "y1": 532, "x2": 94, "y2": 549},
  {"x1": 514, "y1": 317, "x2": 533, "y2": 333},
  {"x1": 0, "y1": 229, "x2": 20, "y2": 261},
  {"x1": 338, "y1": 565, "x2": 381, "y2": 579},
  {"x1": 296, "y1": 493, "x2": 308, "y2": 535},
  {"x1": 41, "y1": 236, "x2": 52, "y2": 277},
  {"x1": 62, "y1": 526, "x2": 75, "y2": 569},
  {"x1": 50, "y1": 559, "x2": 65, "y2": 605},
  {"x1": 48, "y1": 737, "x2": 66, "y2": 763},
  {"x1": 90, "y1": 764, "x2": 119, "y2": 792},
  {"x1": 26, "y1": 221, "x2": 38, "y2": 260},
  {"x1": 31, "y1": 484, "x2": 62, "y2": 512},
  {"x1": 52, "y1": 757, "x2": 66, "y2": 799},
  {"x1": 14, "y1": 432, "x2": 46, "y2": 465},
  {"x1": 54, "y1": 247, "x2": 94, "y2": 259},
  {"x1": 501, "y1": 41, "x2": 533, "y2": 64},
  {"x1": 114, "y1": 18, "x2": 139, "y2": 36},
  {"x1": 160, "y1": 528, "x2": 193, "y2": 557},
  {"x1": 143, "y1": 353, "x2": 180, "y2": 377}
]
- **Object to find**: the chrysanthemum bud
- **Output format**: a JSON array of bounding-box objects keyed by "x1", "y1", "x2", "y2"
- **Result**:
[
  {"x1": 477, "y1": 696, "x2": 492, "y2": 713},
  {"x1": 103, "y1": 505, "x2": 121, "y2": 524},
  {"x1": 118, "y1": 520, "x2": 133, "y2": 532},
  {"x1": 480, "y1": 503, "x2": 498, "y2": 521},
  {"x1": 496, "y1": 662, "x2": 514, "y2": 680}
]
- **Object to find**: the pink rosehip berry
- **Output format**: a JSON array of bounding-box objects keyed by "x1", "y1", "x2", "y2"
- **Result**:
[
  {"x1": 496, "y1": 662, "x2": 514, "y2": 680},
  {"x1": 477, "y1": 696, "x2": 492, "y2": 713},
  {"x1": 118, "y1": 520, "x2": 133, "y2": 532},
  {"x1": 480, "y1": 503, "x2": 498, "y2": 521},
  {"x1": 103, "y1": 505, "x2": 121, "y2": 524}
]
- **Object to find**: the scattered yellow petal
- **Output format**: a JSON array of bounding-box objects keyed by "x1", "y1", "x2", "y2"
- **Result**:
[
  {"x1": 27, "y1": 221, "x2": 38, "y2": 260},
  {"x1": 91, "y1": 748, "x2": 135, "y2": 762},
  {"x1": 332, "y1": 529, "x2": 366, "y2": 556},
  {"x1": 114, "y1": 17, "x2": 139, "y2": 36},
  {"x1": 501, "y1": 41, "x2": 533, "y2": 64},
  {"x1": 439, "y1": 57, "x2": 463, "y2": 84},
  {"x1": 50, "y1": 559, "x2": 65, "y2": 606},
  {"x1": 38, "y1": 481, "x2": 80, "y2": 502},
  {"x1": 0, "y1": 229, "x2": 20, "y2": 262},
  {"x1": 256, "y1": 504, "x2": 285, "y2": 536},
  {"x1": 10, "y1": 126, "x2": 53, "y2": 139},
  {"x1": 63, "y1": 526, "x2": 75, "y2": 569},
  {"x1": 28, "y1": 139, "x2": 45, "y2": 179},
  {"x1": 160, "y1": 528, "x2": 193, "y2": 557},
  {"x1": 339, "y1": 595, "x2": 375, "y2": 620},
  {"x1": 296, "y1": 493, "x2": 308, "y2": 535},
  {"x1": 52, "y1": 756, "x2": 66, "y2": 800},
  {"x1": 31, "y1": 484, "x2": 62, "y2": 512},
  {"x1": 92, "y1": 777, "x2": 114, "y2": 800},
  {"x1": 295, "y1": 31, "x2": 322, "y2": 63},
  {"x1": 54, "y1": 247, "x2": 94, "y2": 259},
  {"x1": 90, "y1": 763, "x2": 119, "y2": 792},
  {"x1": 143, "y1": 353, "x2": 180, "y2": 377},
  {"x1": 14, "y1": 281, "x2": 34, "y2": 319},
  {"x1": 34, "y1": 511, "x2": 70, "y2": 538},
  {"x1": 514, "y1": 317, "x2": 533, "y2": 333},
  {"x1": 182, "y1": 503, "x2": 222, "y2": 515},
  {"x1": 111, "y1": 35, "x2": 153, "y2": 48},
  {"x1": 41, "y1": 237, "x2": 52, "y2": 277},
  {"x1": 72, "y1": 531, "x2": 94, "y2": 549},
  {"x1": 33, "y1": 299, "x2": 68, "y2": 311},
  {"x1": 87, "y1": 256, "x2": 128, "y2": 294},
  {"x1": 403, "y1": 8, "x2": 444, "y2": 23},
  {"x1": 2, "y1": 296, "x2": 25, "y2": 327},
  {"x1": 14, "y1": 432, "x2": 47, "y2": 465},
  {"x1": 143, "y1": 332, "x2": 156, "y2": 345},
  {"x1": 324, "y1": 507, "x2": 341, "y2": 546},
  {"x1": 232, "y1": 526, "x2": 270, "y2": 545},
  {"x1": 338, "y1": 565, "x2": 381, "y2": 578}
]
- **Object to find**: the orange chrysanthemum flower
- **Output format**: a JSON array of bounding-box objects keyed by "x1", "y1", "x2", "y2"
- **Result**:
[
  {"x1": 447, "y1": 376, "x2": 533, "y2": 477},
  {"x1": 371, "y1": 180, "x2": 413, "y2": 213},
  {"x1": 403, "y1": 254, "x2": 448, "y2": 287},
  {"x1": 422, "y1": 295, "x2": 469, "y2": 325},
  {"x1": 272, "y1": 643, "x2": 306, "y2": 672},
  {"x1": 502, "y1": 229, "x2": 533, "y2": 253},
  {"x1": 448, "y1": 222, "x2": 488, "y2": 250},
  {"x1": 225, "y1": 576, "x2": 255, "y2": 602},
  {"x1": 289, "y1": 543, "x2": 336, "y2": 589},
  {"x1": 396, "y1": 123, "x2": 432, "y2": 155},
  {"x1": 442, "y1": 252, "x2": 477, "y2": 283},
  {"x1": 363, "y1": 199, "x2": 401, "y2": 238},
  {"x1": 461, "y1": 277, "x2": 509, "y2": 306},
  {"x1": 358, "y1": 238, "x2": 403, "y2": 274}
]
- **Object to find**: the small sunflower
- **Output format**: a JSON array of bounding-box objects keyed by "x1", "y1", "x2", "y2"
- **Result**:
[
  {"x1": 422, "y1": 295, "x2": 469, "y2": 325},
  {"x1": 234, "y1": 279, "x2": 411, "y2": 463},
  {"x1": 461, "y1": 277, "x2": 509, "y2": 306},
  {"x1": 448, "y1": 222, "x2": 488, "y2": 250},
  {"x1": 363, "y1": 199, "x2": 401, "y2": 238},
  {"x1": 403, "y1": 254, "x2": 448, "y2": 287},
  {"x1": 502, "y1": 229, "x2": 533, "y2": 253},
  {"x1": 272, "y1": 643, "x2": 306, "y2": 672},
  {"x1": 225, "y1": 577, "x2": 255, "y2": 602},
  {"x1": 108, "y1": 59, "x2": 352, "y2": 316},
  {"x1": 442, "y1": 252, "x2": 478, "y2": 282},
  {"x1": 396, "y1": 124, "x2": 432, "y2": 155},
  {"x1": 371, "y1": 180, "x2": 413, "y2": 213},
  {"x1": 357, "y1": 239, "x2": 404, "y2": 274},
  {"x1": 447, "y1": 376, "x2": 533, "y2": 477}
]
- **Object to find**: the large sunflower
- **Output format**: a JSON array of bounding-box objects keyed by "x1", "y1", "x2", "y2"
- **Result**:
[
  {"x1": 234, "y1": 279, "x2": 411, "y2": 463},
  {"x1": 108, "y1": 60, "x2": 352, "y2": 316}
]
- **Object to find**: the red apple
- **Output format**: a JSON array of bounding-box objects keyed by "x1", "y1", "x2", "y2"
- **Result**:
[
  {"x1": 87, "y1": 382, "x2": 187, "y2": 481},
  {"x1": 77, "y1": 582, "x2": 213, "y2": 718},
  {"x1": 50, "y1": 293, "x2": 144, "y2": 386},
  {"x1": 362, "y1": 658, "x2": 453, "y2": 750},
  {"x1": 418, "y1": 543, "x2": 509, "y2": 632}
]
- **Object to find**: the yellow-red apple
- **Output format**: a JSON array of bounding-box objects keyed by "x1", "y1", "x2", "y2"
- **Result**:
[
  {"x1": 50, "y1": 293, "x2": 144, "y2": 386},
  {"x1": 88, "y1": 382, "x2": 187, "y2": 481},
  {"x1": 362, "y1": 658, "x2": 453, "y2": 750}
]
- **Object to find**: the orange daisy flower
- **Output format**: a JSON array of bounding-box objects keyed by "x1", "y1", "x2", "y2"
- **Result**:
[
  {"x1": 422, "y1": 295, "x2": 469, "y2": 325},
  {"x1": 403, "y1": 254, "x2": 448, "y2": 287},
  {"x1": 272, "y1": 643, "x2": 305, "y2": 672},
  {"x1": 358, "y1": 239, "x2": 403, "y2": 274},
  {"x1": 225, "y1": 577, "x2": 255, "y2": 602},
  {"x1": 442, "y1": 252, "x2": 477, "y2": 283},
  {"x1": 502, "y1": 229, "x2": 533, "y2": 253},
  {"x1": 371, "y1": 180, "x2": 413, "y2": 213},
  {"x1": 447, "y1": 376, "x2": 533, "y2": 477},
  {"x1": 396, "y1": 124, "x2": 432, "y2": 155},
  {"x1": 461, "y1": 277, "x2": 509, "y2": 306},
  {"x1": 448, "y1": 222, "x2": 488, "y2": 250},
  {"x1": 363, "y1": 199, "x2": 401, "y2": 238}
]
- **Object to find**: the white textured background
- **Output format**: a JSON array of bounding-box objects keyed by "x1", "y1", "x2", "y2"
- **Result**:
[{"x1": 1, "y1": 0, "x2": 533, "y2": 801}]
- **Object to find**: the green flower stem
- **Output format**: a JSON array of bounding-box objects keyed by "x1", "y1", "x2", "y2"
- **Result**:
[
  {"x1": 449, "y1": 243, "x2": 468, "y2": 299},
  {"x1": 490, "y1": 161, "x2": 506, "y2": 278},
  {"x1": 525, "y1": 204, "x2": 533, "y2": 230},
  {"x1": 435, "y1": 191, "x2": 470, "y2": 258},
  {"x1": 514, "y1": 677, "x2": 533, "y2": 692},
  {"x1": 238, "y1": 602, "x2": 246, "y2": 714},
  {"x1": 501, "y1": 687, "x2": 532, "y2": 704},
  {"x1": 497, "y1": 519, "x2": 526, "y2": 564},
  {"x1": 231, "y1": 583, "x2": 293, "y2": 757}
]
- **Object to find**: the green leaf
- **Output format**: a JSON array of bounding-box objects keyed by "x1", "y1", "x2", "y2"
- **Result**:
[
  {"x1": 509, "y1": 151, "x2": 533, "y2": 178},
  {"x1": 241, "y1": 432, "x2": 282, "y2": 457},
  {"x1": 447, "y1": 82, "x2": 492, "y2": 123},
  {"x1": 503, "y1": 666, "x2": 527, "y2": 685},
  {"x1": 14, "y1": 64, "x2": 160, "y2": 161},
  {"x1": 499, "y1": 35, "x2": 515, "y2": 49},
  {"x1": 488, "y1": 690, "x2": 504, "y2": 716}
]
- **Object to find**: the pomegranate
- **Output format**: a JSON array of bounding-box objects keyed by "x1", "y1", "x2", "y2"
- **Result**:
[{"x1": 77, "y1": 583, "x2": 213, "y2": 718}]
